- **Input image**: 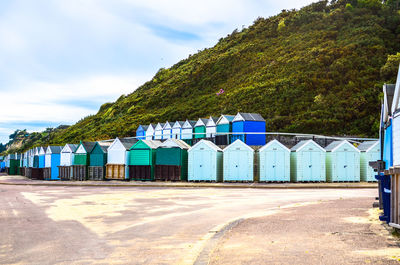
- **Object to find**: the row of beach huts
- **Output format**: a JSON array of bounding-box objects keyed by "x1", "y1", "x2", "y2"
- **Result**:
[{"x1": 1, "y1": 112, "x2": 380, "y2": 182}]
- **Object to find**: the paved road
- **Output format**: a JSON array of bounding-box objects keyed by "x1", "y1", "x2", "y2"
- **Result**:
[{"x1": 0, "y1": 184, "x2": 394, "y2": 264}]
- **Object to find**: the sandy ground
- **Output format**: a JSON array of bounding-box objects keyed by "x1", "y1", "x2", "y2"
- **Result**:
[{"x1": 0, "y1": 183, "x2": 394, "y2": 264}]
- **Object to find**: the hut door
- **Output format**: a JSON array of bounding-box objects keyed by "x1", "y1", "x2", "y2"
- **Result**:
[
  {"x1": 194, "y1": 151, "x2": 204, "y2": 181},
  {"x1": 275, "y1": 151, "x2": 285, "y2": 181},
  {"x1": 337, "y1": 152, "x2": 346, "y2": 181},
  {"x1": 264, "y1": 151, "x2": 275, "y2": 181},
  {"x1": 311, "y1": 151, "x2": 321, "y2": 181},
  {"x1": 302, "y1": 152, "x2": 312, "y2": 181}
]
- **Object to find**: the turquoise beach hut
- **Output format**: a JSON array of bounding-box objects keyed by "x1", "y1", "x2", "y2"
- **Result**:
[
  {"x1": 216, "y1": 115, "x2": 234, "y2": 145},
  {"x1": 188, "y1": 140, "x2": 223, "y2": 182},
  {"x1": 325, "y1": 140, "x2": 360, "y2": 182},
  {"x1": 223, "y1": 140, "x2": 254, "y2": 182},
  {"x1": 290, "y1": 140, "x2": 326, "y2": 182},
  {"x1": 259, "y1": 140, "x2": 290, "y2": 182},
  {"x1": 358, "y1": 141, "x2": 380, "y2": 182}
]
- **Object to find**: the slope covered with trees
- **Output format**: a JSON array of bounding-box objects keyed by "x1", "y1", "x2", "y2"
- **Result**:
[{"x1": 4, "y1": 0, "x2": 400, "y2": 154}]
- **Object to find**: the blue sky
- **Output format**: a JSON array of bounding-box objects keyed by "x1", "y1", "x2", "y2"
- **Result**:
[{"x1": 0, "y1": 0, "x2": 315, "y2": 144}]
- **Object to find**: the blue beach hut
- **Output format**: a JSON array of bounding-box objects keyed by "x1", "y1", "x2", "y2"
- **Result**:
[
  {"x1": 38, "y1": 147, "x2": 46, "y2": 168},
  {"x1": 44, "y1": 146, "x2": 63, "y2": 180},
  {"x1": 325, "y1": 140, "x2": 360, "y2": 182},
  {"x1": 258, "y1": 140, "x2": 290, "y2": 182},
  {"x1": 358, "y1": 141, "x2": 380, "y2": 182},
  {"x1": 188, "y1": 140, "x2": 223, "y2": 182},
  {"x1": 223, "y1": 139, "x2": 254, "y2": 182},
  {"x1": 290, "y1": 140, "x2": 326, "y2": 182},
  {"x1": 136, "y1": 125, "x2": 148, "y2": 140},
  {"x1": 231, "y1": 113, "x2": 266, "y2": 146}
]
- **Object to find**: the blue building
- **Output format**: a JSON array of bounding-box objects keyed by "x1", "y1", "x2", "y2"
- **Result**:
[
  {"x1": 231, "y1": 113, "x2": 266, "y2": 146},
  {"x1": 136, "y1": 125, "x2": 148, "y2": 140}
]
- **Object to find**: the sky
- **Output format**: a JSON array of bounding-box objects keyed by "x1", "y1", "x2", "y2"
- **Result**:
[{"x1": 0, "y1": 0, "x2": 316, "y2": 144}]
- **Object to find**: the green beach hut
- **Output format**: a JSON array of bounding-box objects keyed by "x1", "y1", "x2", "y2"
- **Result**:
[
  {"x1": 155, "y1": 139, "x2": 190, "y2": 181},
  {"x1": 128, "y1": 140, "x2": 162, "y2": 181}
]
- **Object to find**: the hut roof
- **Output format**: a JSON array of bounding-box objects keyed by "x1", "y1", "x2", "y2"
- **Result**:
[
  {"x1": 233, "y1": 112, "x2": 265, "y2": 122},
  {"x1": 357, "y1": 141, "x2": 379, "y2": 152}
]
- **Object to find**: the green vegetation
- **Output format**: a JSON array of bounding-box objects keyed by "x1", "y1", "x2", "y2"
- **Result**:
[{"x1": 4, "y1": 0, "x2": 400, "y2": 154}]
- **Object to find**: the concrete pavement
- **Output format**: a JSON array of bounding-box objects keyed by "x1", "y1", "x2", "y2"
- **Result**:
[
  {"x1": 0, "y1": 183, "x2": 391, "y2": 264},
  {"x1": 0, "y1": 175, "x2": 378, "y2": 189}
]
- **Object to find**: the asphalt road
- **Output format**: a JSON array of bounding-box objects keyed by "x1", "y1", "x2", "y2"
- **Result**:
[{"x1": 0, "y1": 184, "x2": 394, "y2": 264}]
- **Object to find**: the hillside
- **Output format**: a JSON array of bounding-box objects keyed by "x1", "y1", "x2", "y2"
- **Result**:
[{"x1": 5, "y1": 0, "x2": 400, "y2": 153}]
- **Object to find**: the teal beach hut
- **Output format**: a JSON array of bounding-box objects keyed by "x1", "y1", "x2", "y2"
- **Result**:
[
  {"x1": 258, "y1": 140, "x2": 290, "y2": 182},
  {"x1": 358, "y1": 141, "x2": 380, "y2": 182},
  {"x1": 223, "y1": 139, "x2": 254, "y2": 181},
  {"x1": 325, "y1": 140, "x2": 360, "y2": 182},
  {"x1": 290, "y1": 140, "x2": 326, "y2": 182},
  {"x1": 216, "y1": 115, "x2": 234, "y2": 145},
  {"x1": 188, "y1": 140, "x2": 223, "y2": 182},
  {"x1": 194, "y1": 118, "x2": 208, "y2": 139}
]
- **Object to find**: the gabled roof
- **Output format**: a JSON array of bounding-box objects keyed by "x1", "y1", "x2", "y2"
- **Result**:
[
  {"x1": 146, "y1": 124, "x2": 156, "y2": 131},
  {"x1": 119, "y1": 138, "x2": 138, "y2": 150},
  {"x1": 96, "y1": 141, "x2": 113, "y2": 153},
  {"x1": 39, "y1": 147, "x2": 46, "y2": 155},
  {"x1": 290, "y1": 140, "x2": 325, "y2": 152},
  {"x1": 163, "y1": 121, "x2": 172, "y2": 130},
  {"x1": 383, "y1": 84, "x2": 395, "y2": 122},
  {"x1": 188, "y1": 139, "x2": 222, "y2": 152},
  {"x1": 357, "y1": 141, "x2": 379, "y2": 152},
  {"x1": 195, "y1": 118, "x2": 208, "y2": 127},
  {"x1": 137, "y1": 125, "x2": 149, "y2": 132},
  {"x1": 259, "y1": 139, "x2": 290, "y2": 153},
  {"x1": 182, "y1": 120, "x2": 196, "y2": 129},
  {"x1": 216, "y1": 115, "x2": 235, "y2": 125},
  {"x1": 391, "y1": 64, "x2": 400, "y2": 114},
  {"x1": 158, "y1": 138, "x2": 191, "y2": 149},
  {"x1": 46, "y1": 146, "x2": 63, "y2": 154},
  {"x1": 131, "y1": 140, "x2": 162, "y2": 150},
  {"x1": 77, "y1": 142, "x2": 97, "y2": 153},
  {"x1": 325, "y1": 140, "x2": 359, "y2": 153},
  {"x1": 62, "y1": 144, "x2": 78, "y2": 153},
  {"x1": 232, "y1": 112, "x2": 265, "y2": 122},
  {"x1": 172, "y1": 121, "x2": 185, "y2": 128},
  {"x1": 223, "y1": 139, "x2": 254, "y2": 153},
  {"x1": 206, "y1": 116, "x2": 219, "y2": 127},
  {"x1": 155, "y1": 123, "x2": 165, "y2": 130}
]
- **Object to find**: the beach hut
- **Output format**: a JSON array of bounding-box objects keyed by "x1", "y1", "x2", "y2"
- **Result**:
[
  {"x1": 259, "y1": 140, "x2": 290, "y2": 182},
  {"x1": 106, "y1": 138, "x2": 137, "y2": 180},
  {"x1": 145, "y1": 124, "x2": 156, "y2": 140},
  {"x1": 72, "y1": 141, "x2": 96, "y2": 181},
  {"x1": 154, "y1": 123, "x2": 165, "y2": 140},
  {"x1": 206, "y1": 116, "x2": 219, "y2": 138},
  {"x1": 223, "y1": 140, "x2": 254, "y2": 182},
  {"x1": 20, "y1": 152, "x2": 26, "y2": 176},
  {"x1": 194, "y1": 118, "x2": 208, "y2": 139},
  {"x1": 155, "y1": 139, "x2": 190, "y2": 181},
  {"x1": 38, "y1": 147, "x2": 46, "y2": 168},
  {"x1": 290, "y1": 140, "x2": 326, "y2": 182},
  {"x1": 128, "y1": 140, "x2": 162, "y2": 181},
  {"x1": 383, "y1": 84, "x2": 395, "y2": 169},
  {"x1": 44, "y1": 146, "x2": 63, "y2": 180},
  {"x1": 216, "y1": 115, "x2": 235, "y2": 145},
  {"x1": 162, "y1": 121, "x2": 173, "y2": 139},
  {"x1": 325, "y1": 140, "x2": 360, "y2": 182},
  {"x1": 59, "y1": 144, "x2": 78, "y2": 180},
  {"x1": 88, "y1": 141, "x2": 111, "y2": 180},
  {"x1": 136, "y1": 125, "x2": 148, "y2": 140},
  {"x1": 172, "y1": 121, "x2": 185, "y2": 139},
  {"x1": 231, "y1": 113, "x2": 266, "y2": 146},
  {"x1": 181, "y1": 120, "x2": 196, "y2": 145},
  {"x1": 188, "y1": 140, "x2": 223, "y2": 182},
  {"x1": 358, "y1": 141, "x2": 380, "y2": 182},
  {"x1": 7, "y1": 154, "x2": 19, "y2": 175}
]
